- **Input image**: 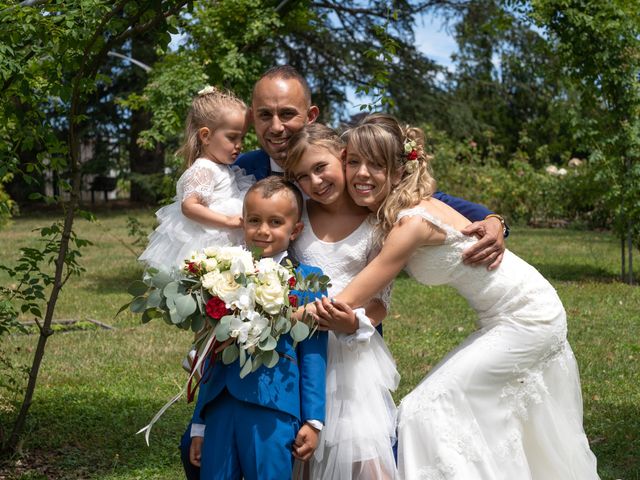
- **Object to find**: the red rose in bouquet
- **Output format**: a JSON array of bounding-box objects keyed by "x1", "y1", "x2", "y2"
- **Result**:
[
  {"x1": 187, "y1": 261, "x2": 201, "y2": 275},
  {"x1": 206, "y1": 296, "x2": 229, "y2": 319},
  {"x1": 288, "y1": 294, "x2": 298, "y2": 308}
]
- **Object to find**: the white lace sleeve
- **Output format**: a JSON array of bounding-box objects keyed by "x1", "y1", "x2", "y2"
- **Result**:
[{"x1": 178, "y1": 162, "x2": 218, "y2": 205}]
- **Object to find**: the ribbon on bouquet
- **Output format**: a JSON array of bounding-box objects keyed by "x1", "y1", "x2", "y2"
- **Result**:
[
  {"x1": 136, "y1": 331, "x2": 218, "y2": 446},
  {"x1": 186, "y1": 339, "x2": 220, "y2": 403}
]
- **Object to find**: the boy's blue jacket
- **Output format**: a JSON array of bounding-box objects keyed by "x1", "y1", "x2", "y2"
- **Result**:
[{"x1": 191, "y1": 262, "x2": 328, "y2": 424}]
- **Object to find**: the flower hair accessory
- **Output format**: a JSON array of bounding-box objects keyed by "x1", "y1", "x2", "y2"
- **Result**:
[
  {"x1": 403, "y1": 139, "x2": 420, "y2": 173},
  {"x1": 198, "y1": 85, "x2": 217, "y2": 96}
]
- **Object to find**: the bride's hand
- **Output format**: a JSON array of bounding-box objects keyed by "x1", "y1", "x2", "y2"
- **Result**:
[{"x1": 313, "y1": 297, "x2": 358, "y2": 334}]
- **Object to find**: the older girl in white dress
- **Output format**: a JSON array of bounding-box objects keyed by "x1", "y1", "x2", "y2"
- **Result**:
[
  {"x1": 323, "y1": 113, "x2": 600, "y2": 480},
  {"x1": 285, "y1": 123, "x2": 399, "y2": 480},
  {"x1": 139, "y1": 87, "x2": 253, "y2": 274}
]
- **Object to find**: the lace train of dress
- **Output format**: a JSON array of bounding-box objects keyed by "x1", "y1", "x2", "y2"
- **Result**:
[
  {"x1": 395, "y1": 206, "x2": 599, "y2": 480},
  {"x1": 139, "y1": 159, "x2": 253, "y2": 273}
]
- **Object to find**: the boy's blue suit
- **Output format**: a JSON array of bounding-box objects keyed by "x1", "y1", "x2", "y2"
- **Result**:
[
  {"x1": 234, "y1": 149, "x2": 500, "y2": 225},
  {"x1": 187, "y1": 261, "x2": 328, "y2": 480}
]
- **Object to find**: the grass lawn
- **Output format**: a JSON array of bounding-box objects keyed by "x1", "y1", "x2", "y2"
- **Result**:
[{"x1": 0, "y1": 208, "x2": 638, "y2": 479}]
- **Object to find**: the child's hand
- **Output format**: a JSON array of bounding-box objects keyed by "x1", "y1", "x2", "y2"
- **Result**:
[
  {"x1": 292, "y1": 423, "x2": 319, "y2": 461},
  {"x1": 225, "y1": 215, "x2": 243, "y2": 229},
  {"x1": 189, "y1": 436, "x2": 203, "y2": 467},
  {"x1": 314, "y1": 297, "x2": 358, "y2": 334}
]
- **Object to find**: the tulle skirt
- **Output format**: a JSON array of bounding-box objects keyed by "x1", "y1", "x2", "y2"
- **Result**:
[
  {"x1": 397, "y1": 314, "x2": 600, "y2": 480},
  {"x1": 310, "y1": 331, "x2": 400, "y2": 480},
  {"x1": 138, "y1": 197, "x2": 244, "y2": 274}
]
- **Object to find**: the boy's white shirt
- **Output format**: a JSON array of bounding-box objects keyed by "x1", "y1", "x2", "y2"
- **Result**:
[{"x1": 191, "y1": 250, "x2": 323, "y2": 438}]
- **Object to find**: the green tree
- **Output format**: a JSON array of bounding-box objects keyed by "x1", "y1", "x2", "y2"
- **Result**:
[
  {"x1": 528, "y1": 0, "x2": 640, "y2": 283},
  {"x1": 400, "y1": 0, "x2": 580, "y2": 167},
  {"x1": 0, "y1": 0, "x2": 189, "y2": 455}
]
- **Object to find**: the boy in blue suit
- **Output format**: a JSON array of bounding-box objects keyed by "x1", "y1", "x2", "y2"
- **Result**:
[{"x1": 188, "y1": 176, "x2": 328, "y2": 480}]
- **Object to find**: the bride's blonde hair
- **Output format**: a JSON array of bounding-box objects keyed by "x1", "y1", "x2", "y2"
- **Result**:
[{"x1": 344, "y1": 113, "x2": 436, "y2": 238}]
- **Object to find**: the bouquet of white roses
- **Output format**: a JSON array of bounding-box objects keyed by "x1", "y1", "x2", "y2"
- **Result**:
[
  {"x1": 123, "y1": 245, "x2": 329, "y2": 378},
  {"x1": 124, "y1": 245, "x2": 329, "y2": 444}
]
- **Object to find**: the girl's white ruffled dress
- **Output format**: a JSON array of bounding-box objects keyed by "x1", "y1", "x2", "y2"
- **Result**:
[
  {"x1": 291, "y1": 205, "x2": 399, "y2": 480},
  {"x1": 139, "y1": 158, "x2": 254, "y2": 273},
  {"x1": 395, "y1": 207, "x2": 600, "y2": 480}
]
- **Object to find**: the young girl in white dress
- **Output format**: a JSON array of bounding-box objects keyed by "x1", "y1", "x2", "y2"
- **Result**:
[
  {"x1": 322, "y1": 113, "x2": 600, "y2": 480},
  {"x1": 285, "y1": 123, "x2": 400, "y2": 480},
  {"x1": 139, "y1": 86, "x2": 253, "y2": 274}
]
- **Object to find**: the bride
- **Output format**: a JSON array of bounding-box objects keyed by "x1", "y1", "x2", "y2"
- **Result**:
[{"x1": 317, "y1": 113, "x2": 600, "y2": 479}]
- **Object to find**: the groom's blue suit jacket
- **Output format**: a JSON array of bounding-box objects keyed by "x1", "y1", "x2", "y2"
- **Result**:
[
  {"x1": 191, "y1": 262, "x2": 328, "y2": 425},
  {"x1": 235, "y1": 149, "x2": 495, "y2": 223}
]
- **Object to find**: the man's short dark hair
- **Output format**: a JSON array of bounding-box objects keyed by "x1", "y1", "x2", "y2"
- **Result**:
[
  {"x1": 245, "y1": 176, "x2": 304, "y2": 220},
  {"x1": 254, "y1": 65, "x2": 312, "y2": 106}
]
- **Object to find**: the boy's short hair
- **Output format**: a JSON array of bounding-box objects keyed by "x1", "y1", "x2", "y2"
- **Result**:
[{"x1": 245, "y1": 176, "x2": 304, "y2": 220}]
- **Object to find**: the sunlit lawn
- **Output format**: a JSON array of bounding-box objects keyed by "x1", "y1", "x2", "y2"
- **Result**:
[{"x1": 0, "y1": 208, "x2": 638, "y2": 479}]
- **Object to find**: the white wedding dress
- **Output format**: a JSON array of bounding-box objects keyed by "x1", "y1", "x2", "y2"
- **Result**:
[
  {"x1": 395, "y1": 207, "x2": 600, "y2": 480},
  {"x1": 291, "y1": 205, "x2": 399, "y2": 480},
  {"x1": 139, "y1": 158, "x2": 253, "y2": 273}
]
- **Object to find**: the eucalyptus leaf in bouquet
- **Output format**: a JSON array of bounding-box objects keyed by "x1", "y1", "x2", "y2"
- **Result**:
[{"x1": 122, "y1": 246, "x2": 331, "y2": 376}]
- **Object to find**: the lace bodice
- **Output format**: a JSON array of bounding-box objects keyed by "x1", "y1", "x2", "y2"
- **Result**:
[
  {"x1": 176, "y1": 158, "x2": 252, "y2": 207},
  {"x1": 398, "y1": 207, "x2": 565, "y2": 326},
  {"x1": 292, "y1": 204, "x2": 391, "y2": 308}
]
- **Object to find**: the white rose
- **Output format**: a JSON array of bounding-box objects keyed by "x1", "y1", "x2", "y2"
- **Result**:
[
  {"x1": 216, "y1": 246, "x2": 245, "y2": 263},
  {"x1": 201, "y1": 271, "x2": 220, "y2": 292},
  {"x1": 202, "y1": 257, "x2": 219, "y2": 272},
  {"x1": 255, "y1": 271, "x2": 286, "y2": 315},
  {"x1": 256, "y1": 259, "x2": 290, "y2": 283},
  {"x1": 187, "y1": 251, "x2": 207, "y2": 264},
  {"x1": 203, "y1": 246, "x2": 220, "y2": 257},
  {"x1": 206, "y1": 271, "x2": 241, "y2": 304}
]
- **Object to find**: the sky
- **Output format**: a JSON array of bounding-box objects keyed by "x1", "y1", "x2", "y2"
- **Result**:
[{"x1": 345, "y1": 11, "x2": 458, "y2": 114}]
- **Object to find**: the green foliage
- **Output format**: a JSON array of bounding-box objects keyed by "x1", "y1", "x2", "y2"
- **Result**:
[
  {"x1": 424, "y1": 124, "x2": 608, "y2": 227},
  {"x1": 393, "y1": 0, "x2": 582, "y2": 168},
  {"x1": 0, "y1": 173, "x2": 16, "y2": 229},
  {"x1": 526, "y1": 0, "x2": 640, "y2": 273},
  {"x1": 0, "y1": 0, "x2": 191, "y2": 453},
  {"x1": 0, "y1": 221, "x2": 92, "y2": 339}
]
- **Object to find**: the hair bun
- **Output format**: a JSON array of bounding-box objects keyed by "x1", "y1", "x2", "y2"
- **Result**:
[{"x1": 197, "y1": 85, "x2": 219, "y2": 96}]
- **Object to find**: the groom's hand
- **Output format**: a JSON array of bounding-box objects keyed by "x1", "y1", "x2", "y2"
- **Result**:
[
  {"x1": 292, "y1": 423, "x2": 320, "y2": 461},
  {"x1": 314, "y1": 297, "x2": 358, "y2": 334},
  {"x1": 461, "y1": 216, "x2": 505, "y2": 270}
]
